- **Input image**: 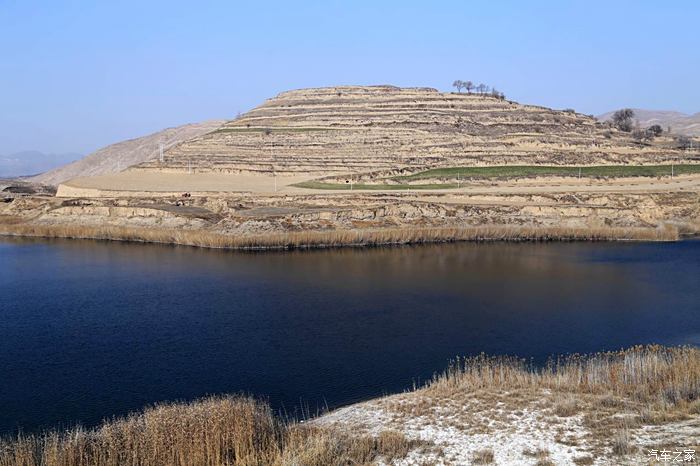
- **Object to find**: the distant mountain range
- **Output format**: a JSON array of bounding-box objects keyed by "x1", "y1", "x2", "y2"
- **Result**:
[
  {"x1": 597, "y1": 109, "x2": 700, "y2": 136},
  {"x1": 30, "y1": 120, "x2": 225, "y2": 185},
  {"x1": 0, "y1": 151, "x2": 82, "y2": 178}
]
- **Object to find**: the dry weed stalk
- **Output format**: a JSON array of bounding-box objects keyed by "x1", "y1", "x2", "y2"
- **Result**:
[
  {"x1": 0, "y1": 222, "x2": 679, "y2": 251},
  {"x1": 1, "y1": 346, "x2": 696, "y2": 465}
]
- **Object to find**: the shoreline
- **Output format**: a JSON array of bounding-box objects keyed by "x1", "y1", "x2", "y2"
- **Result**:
[
  {"x1": 1, "y1": 345, "x2": 698, "y2": 465},
  {"x1": 0, "y1": 222, "x2": 681, "y2": 251}
]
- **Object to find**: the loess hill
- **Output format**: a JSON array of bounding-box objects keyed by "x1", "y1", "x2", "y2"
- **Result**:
[
  {"x1": 32, "y1": 120, "x2": 225, "y2": 186},
  {"x1": 136, "y1": 85, "x2": 686, "y2": 178}
]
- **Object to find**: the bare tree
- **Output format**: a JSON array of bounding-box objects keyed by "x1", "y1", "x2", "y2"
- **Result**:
[
  {"x1": 465, "y1": 81, "x2": 474, "y2": 94},
  {"x1": 476, "y1": 83, "x2": 486, "y2": 94},
  {"x1": 632, "y1": 128, "x2": 653, "y2": 143},
  {"x1": 675, "y1": 135, "x2": 692, "y2": 149},
  {"x1": 647, "y1": 125, "x2": 663, "y2": 137},
  {"x1": 452, "y1": 80, "x2": 464, "y2": 93},
  {"x1": 612, "y1": 108, "x2": 635, "y2": 132}
]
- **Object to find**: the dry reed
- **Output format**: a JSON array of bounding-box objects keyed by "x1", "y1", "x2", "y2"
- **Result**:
[
  {"x1": 0, "y1": 221, "x2": 679, "y2": 251},
  {"x1": 0, "y1": 346, "x2": 696, "y2": 465},
  {"x1": 427, "y1": 345, "x2": 700, "y2": 408},
  {"x1": 0, "y1": 396, "x2": 419, "y2": 466}
]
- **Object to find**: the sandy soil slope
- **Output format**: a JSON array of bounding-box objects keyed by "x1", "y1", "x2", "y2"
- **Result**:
[
  {"x1": 56, "y1": 171, "x2": 316, "y2": 196},
  {"x1": 30, "y1": 120, "x2": 225, "y2": 186}
]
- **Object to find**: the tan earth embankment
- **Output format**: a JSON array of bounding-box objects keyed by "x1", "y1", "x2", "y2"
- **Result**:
[
  {"x1": 55, "y1": 172, "x2": 318, "y2": 197},
  {"x1": 2, "y1": 188, "x2": 698, "y2": 248},
  {"x1": 56, "y1": 170, "x2": 700, "y2": 197}
]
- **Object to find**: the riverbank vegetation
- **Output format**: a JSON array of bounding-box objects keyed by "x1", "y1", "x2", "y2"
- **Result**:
[
  {"x1": 430, "y1": 345, "x2": 700, "y2": 406},
  {"x1": 0, "y1": 396, "x2": 425, "y2": 466},
  {"x1": 294, "y1": 164, "x2": 700, "y2": 190},
  {"x1": 0, "y1": 222, "x2": 680, "y2": 251},
  {"x1": 1, "y1": 346, "x2": 697, "y2": 465}
]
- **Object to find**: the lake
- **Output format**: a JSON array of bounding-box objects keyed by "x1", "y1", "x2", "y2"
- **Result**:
[{"x1": 1, "y1": 238, "x2": 699, "y2": 434}]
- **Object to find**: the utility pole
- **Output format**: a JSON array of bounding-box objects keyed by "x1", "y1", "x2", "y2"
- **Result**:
[
  {"x1": 578, "y1": 167, "x2": 582, "y2": 179},
  {"x1": 159, "y1": 142, "x2": 164, "y2": 163},
  {"x1": 188, "y1": 159, "x2": 192, "y2": 174}
]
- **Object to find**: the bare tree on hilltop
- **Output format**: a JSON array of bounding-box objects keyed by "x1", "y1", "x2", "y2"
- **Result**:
[
  {"x1": 452, "y1": 80, "x2": 503, "y2": 98},
  {"x1": 491, "y1": 88, "x2": 506, "y2": 100},
  {"x1": 612, "y1": 108, "x2": 635, "y2": 132}
]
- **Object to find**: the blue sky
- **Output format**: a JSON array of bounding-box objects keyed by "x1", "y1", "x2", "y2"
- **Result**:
[{"x1": 1, "y1": 0, "x2": 698, "y2": 155}]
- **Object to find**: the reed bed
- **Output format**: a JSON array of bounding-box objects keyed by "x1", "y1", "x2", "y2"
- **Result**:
[
  {"x1": 0, "y1": 396, "x2": 418, "y2": 466},
  {"x1": 0, "y1": 222, "x2": 679, "y2": 251},
  {"x1": 0, "y1": 346, "x2": 696, "y2": 465},
  {"x1": 429, "y1": 345, "x2": 700, "y2": 408}
]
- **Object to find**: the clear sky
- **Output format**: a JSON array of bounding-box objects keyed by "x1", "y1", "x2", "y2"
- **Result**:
[{"x1": 1, "y1": 0, "x2": 698, "y2": 155}]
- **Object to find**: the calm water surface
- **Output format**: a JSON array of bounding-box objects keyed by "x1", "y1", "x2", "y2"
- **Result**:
[{"x1": 1, "y1": 238, "x2": 699, "y2": 434}]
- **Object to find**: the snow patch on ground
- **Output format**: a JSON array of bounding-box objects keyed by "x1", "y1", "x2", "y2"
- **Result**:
[{"x1": 316, "y1": 392, "x2": 597, "y2": 465}]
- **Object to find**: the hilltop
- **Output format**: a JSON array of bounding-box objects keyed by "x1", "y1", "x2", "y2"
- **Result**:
[
  {"x1": 134, "y1": 85, "x2": 686, "y2": 178},
  {"x1": 30, "y1": 120, "x2": 224, "y2": 186},
  {"x1": 598, "y1": 108, "x2": 700, "y2": 136}
]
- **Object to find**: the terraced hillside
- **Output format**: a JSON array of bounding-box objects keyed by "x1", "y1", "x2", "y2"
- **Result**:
[{"x1": 137, "y1": 86, "x2": 687, "y2": 177}]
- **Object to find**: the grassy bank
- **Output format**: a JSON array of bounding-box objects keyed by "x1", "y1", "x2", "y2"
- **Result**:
[
  {"x1": 1, "y1": 345, "x2": 697, "y2": 466},
  {"x1": 293, "y1": 164, "x2": 700, "y2": 190},
  {"x1": 430, "y1": 345, "x2": 700, "y2": 406},
  {"x1": 293, "y1": 180, "x2": 456, "y2": 190},
  {"x1": 395, "y1": 164, "x2": 700, "y2": 181},
  {"x1": 0, "y1": 222, "x2": 680, "y2": 250}
]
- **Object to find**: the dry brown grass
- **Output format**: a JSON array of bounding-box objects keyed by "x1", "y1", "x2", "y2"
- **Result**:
[
  {"x1": 552, "y1": 395, "x2": 580, "y2": 417},
  {"x1": 572, "y1": 456, "x2": 594, "y2": 465},
  {"x1": 0, "y1": 221, "x2": 679, "y2": 251},
  {"x1": 1, "y1": 346, "x2": 696, "y2": 465},
  {"x1": 427, "y1": 345, "x2": 700, "y2": 413},
  {"x1": 471, "y1": 448, "x2": 495, "y2": 464},
  {"x1": 611, "y1": 428, "x2": 636, "y2": 456},
  {"x1": 0, "y1": 396, "x2": 423, "y2": 466}
]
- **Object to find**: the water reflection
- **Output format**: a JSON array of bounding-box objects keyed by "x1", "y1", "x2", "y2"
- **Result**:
[{"x1": 1, "y1": 238, "x2": 698, "y2": 434}]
